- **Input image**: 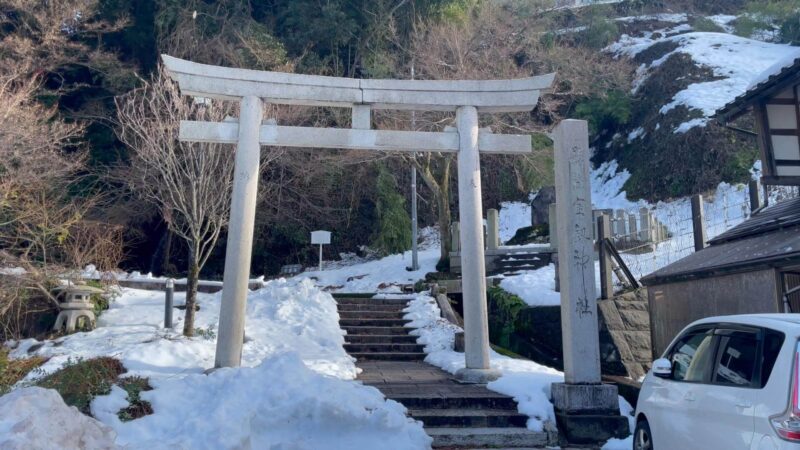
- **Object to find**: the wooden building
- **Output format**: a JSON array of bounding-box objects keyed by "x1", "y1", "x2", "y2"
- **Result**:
[{"x1": 643, "y1": 57, "x2": 800, "y2": 356}]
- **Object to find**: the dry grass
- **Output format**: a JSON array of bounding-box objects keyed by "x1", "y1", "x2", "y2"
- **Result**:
[{"x1": 0, "y1": 347, "x2": 48, "y2": 395}]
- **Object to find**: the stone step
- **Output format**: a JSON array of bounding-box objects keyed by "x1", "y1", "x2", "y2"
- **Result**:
[
  {"x1": 337, "y1": 303, "x2": 407, "y2": 312},
  {"x1": 350, "y1": 352, "x2": 426, "y2": 361},
  {"x1": 338, "y1": 311, "x2": 407, "y2": 320},
  {"x1": 426, "y1": 427, "x2": 549, "y2": 448},
  {"x1": 339, "y1": 318, "x2": 410, "y2": 327},
  {"x1": 342, "y1": 326, "x2": 411, "y2": 335},
  {"x1": 344, "y1": 343, "x2": 425, "y2": 353},
  {"x1": 336, "y1": 298, "x2": 411, "y2": 306},
  {"x1": 345, "y1": 334, "x2": 419, "y2": 344},
  {"x1": 389, "y1": 393, "x2": 518, "y2": 410},
  {"x1": 409, "y1": 409, "x2": 528, "y2": 428}
]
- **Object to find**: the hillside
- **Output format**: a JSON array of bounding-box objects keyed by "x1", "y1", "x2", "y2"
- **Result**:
[{"x1": 579, "y1": 11, "x2": 800, "y2": 200}]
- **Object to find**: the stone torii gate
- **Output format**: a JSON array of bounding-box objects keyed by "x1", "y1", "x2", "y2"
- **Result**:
[{"x1": 162, "y1": 55, "x2": 554, "y2": 383}]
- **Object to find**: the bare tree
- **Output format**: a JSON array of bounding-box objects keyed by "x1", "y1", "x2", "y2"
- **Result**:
[{"x1": 115, "y1": 67, "x2": 238, "y2": 337}]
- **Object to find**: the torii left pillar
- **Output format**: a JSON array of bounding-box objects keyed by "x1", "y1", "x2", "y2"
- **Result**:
[
  {"x1": 214, "y1": 96, "x2": 263, "y2": 368},
  {"x1": 454, "y1": 106, "x2": 500, "y2": 383}
]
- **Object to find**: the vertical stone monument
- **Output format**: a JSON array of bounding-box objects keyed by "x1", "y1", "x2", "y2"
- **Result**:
[{"x1": 550, "y1": 120, "x2": 629, "y2": 445}]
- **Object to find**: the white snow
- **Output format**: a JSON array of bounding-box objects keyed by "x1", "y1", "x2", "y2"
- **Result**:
[
  {"x1": 674, "y1": 117, "x2": 709, "y2": 133},
  {"x1": 608, "y1": 29, "x2": 800, "y2": 133},
  {"x1": 499, "y1": 264, "x2": 562, "y2": 307},
  {"x1": 708, "y1": 14, "x2": 738, "y2": 34},
  {"x1": 297, "y1": 248, "x2": 439, "y2": 293},
  {"x1": 403, "y1": 294, "x2": 562, "y2": 432},
  {"x1": 747, "y1": 51, "x2": 800, "y2": 90},
  {"x1": 615, "y1": 13, "x2": 688, "y2": 24},
  {"x1": 499, "y1": 200, "x2": 532, "y2": 243},
  {"x1": 627, "y1": 127, "x2": 646, "y2": 142},
  {"x1": 12, "y1": 278, "x2": 356, "y2": 380},
  {"x1": 404, "y1": 293, "x2": 632, "y2": 443},
  {"x1": 0, "y1": 387, "x2": 118, "y2": 450},
  {"x1": 95, "y1": 353, "x2": 430, "y2": 449},
  {"x1": 4, "y1": 279, "x2": 432, "y2": 449}
]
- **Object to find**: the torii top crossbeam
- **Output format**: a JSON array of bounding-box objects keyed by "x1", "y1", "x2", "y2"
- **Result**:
[
  {"x1": 162, "y1": 55, "x2": 554, "y2": 113},
  {"x1": 161, "y1": 54, "x2": 555, "y2": 381}
]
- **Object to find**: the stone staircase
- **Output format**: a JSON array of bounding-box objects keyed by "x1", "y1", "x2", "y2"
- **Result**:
[
  {"x1": 489, "y1": 253, "x2": 550, "y2": 276},
  {"x1": 338, "y1": 296, "x2": 554, "y2": 448}
]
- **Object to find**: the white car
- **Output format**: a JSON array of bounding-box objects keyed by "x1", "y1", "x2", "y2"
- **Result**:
[{"x1": 634, "y1": 314, "x2": 800, "y2": 450}]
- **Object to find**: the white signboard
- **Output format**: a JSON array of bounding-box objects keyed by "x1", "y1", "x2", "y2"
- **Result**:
[{"x1": 311, "y1": 230, "x2": 331, "y2": 245}]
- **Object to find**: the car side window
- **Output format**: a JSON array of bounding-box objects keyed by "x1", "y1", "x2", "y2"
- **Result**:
[
  {"x1": 669, "y1": 328, "x2": 716, "y2": 382},
  {"x1": 712, "y1": 330, "x2": 758, "y2": 387},
  {"x1": 760, "y1": 329, "x2": 785, "y2": 388}
]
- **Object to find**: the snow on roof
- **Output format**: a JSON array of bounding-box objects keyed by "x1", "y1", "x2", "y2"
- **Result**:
[{"x1": 747, "y1": 51, "x2": 800, "y2": 90}]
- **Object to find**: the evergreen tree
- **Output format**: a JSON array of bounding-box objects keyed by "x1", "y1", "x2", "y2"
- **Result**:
[{"x1": 371, "y1": 166, "x2": 412, "y2": 256}]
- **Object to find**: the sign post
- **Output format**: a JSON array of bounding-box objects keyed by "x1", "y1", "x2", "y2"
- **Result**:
[{"x1": 311, "y1": 230, "x2": 331, "y2": 271}]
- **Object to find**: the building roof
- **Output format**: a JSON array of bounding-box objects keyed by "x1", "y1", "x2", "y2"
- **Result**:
[
  {"x1": 717, "y1": 56, "x2": 800, "y2": 121},
  {"x1": 641, "y1": 197, "x2": 800, "y2": 285},
  {"x1": 710, "y1": 196, "x2": 800, "y2": 244}
]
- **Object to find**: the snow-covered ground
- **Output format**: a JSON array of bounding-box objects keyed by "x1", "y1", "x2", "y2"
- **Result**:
[
  {"x1": 402, "y1": 293, "x2": 635, "y2": 447},
  {"x1": 298, "y1": 247, "x2": 439, "y2": 293},
  {"x1": 607, "y1": 24, "x2": 800, "y2": 132},
  {"x1": 3, "y1": 280, "x2": 430, "y2": 449}
]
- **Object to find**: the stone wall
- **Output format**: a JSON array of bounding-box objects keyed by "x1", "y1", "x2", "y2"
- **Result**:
[
  {"x1": 486, "y1": 287, "x2": 653, "y2": 380},
  {"x1": 597, "y1": 288, "x2": 653, "y2": 381}
]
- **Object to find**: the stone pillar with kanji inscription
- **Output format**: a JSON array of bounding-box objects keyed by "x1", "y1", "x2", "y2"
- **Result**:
[{"x1": 550, "y1": 120, "x2": 629, "y2": 445}]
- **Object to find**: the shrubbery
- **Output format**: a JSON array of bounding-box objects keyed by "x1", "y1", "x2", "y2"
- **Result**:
[
  {"x1": 736, "y1": 0, "x2": 800, "y2": 44},
  {"x1": 371, "y1": 166, "x2": 412, "y2": 256},
  {"x1": 574, "y1": 90, "x2": 634, "y2": 137}
]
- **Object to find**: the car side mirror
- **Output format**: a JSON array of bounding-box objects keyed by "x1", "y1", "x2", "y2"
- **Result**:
[{"x1": 652, "y1": 358, "x2": 672, "y2": 379}]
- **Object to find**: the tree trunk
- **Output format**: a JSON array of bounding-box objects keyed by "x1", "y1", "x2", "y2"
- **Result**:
[
  {"x1": 182, "y1": 244, "x2": 200, "y2": 337},
  {"x1": 436, "y1": 185, "x2": 452, "y2": 268},
  {"x1": 414, "y1": 157, "x2": 453, "y2": 270}
]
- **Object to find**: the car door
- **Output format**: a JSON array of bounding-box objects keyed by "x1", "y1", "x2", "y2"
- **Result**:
[
  {"x1": 688, "y1": 327, "x2": 759, "y2": 450},
  {"x1": 646, "y1": 326, "x2": 717, "y2": 449}
]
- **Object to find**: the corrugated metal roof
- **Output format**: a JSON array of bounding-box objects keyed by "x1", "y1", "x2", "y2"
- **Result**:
[
  {"x1": 717, "y1": 57, "x2": 800, "y2": 121},
  {"x1": 641, "y1": 223, "x2": 800, "y2": 285},
  {"x1": 710, "y1": 196, "x2": 800, "y2": 244}
]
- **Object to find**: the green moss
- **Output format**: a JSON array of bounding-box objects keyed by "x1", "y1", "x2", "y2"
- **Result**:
[
  {"x1": 36, "y1": 357, "x2": 126, "y2": 414},
  {"x1": 486, "y1": 286, "x2": 527, "y2": 348}
]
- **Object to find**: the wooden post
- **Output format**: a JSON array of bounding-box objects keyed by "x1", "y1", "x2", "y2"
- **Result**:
[
  {"x1": 749, "y1": 180, "x2": 761, "y2": 213},
  {"x1": 598, "y1": 214, "x2": 613, "y2": 300},
  {"x1": 691, "y1": 194, "x2": 707, "y2": 252}
]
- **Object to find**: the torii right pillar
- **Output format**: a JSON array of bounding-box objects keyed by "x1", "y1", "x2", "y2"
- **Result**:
[{"x1": 551, "y1": 120, "x2": 629, "y2": 445}]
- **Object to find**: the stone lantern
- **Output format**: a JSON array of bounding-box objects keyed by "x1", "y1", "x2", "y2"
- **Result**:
[{"x1": 52, "y1": 285, "x2": 104, "y2": 332}]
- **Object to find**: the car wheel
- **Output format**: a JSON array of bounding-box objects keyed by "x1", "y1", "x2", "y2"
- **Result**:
[{"x1": 633, "y1": 419, "x2": 653, "y2": 450}]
